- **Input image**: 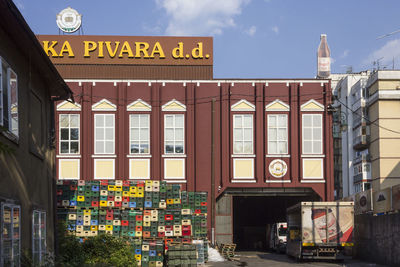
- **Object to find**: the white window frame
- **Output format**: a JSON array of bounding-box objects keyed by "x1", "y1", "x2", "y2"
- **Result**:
[
  {"x1": 129, "y1": 114, "x2": 150, "y2": 155},
  {"x1": 94, "y1": 114, "x2": 115, "y2": 154},
  {"x1": 164, "y1": 114, "x2": 185, "y2": 155},
  {"x1": 233, "y1": 114, "x2": 253, "y2": 154},
  {"x1": 267, "y1": 114, "x2": 288, "y2": 155},
  {"x1": 59, "y1": 114, "x2": 80, "y2": 154},
  {"x1": 302, "y1": 114, "x2": 323, "y2": 155},
  {"x1": 0, "y1": 57, "x2": 19, "y2": 138},
  {"x1": 1, "y1": 203, "x2": 21, "y2": 267},
  {"x1": 32, "y1": 210, "x2": 46, "y2": 265}
]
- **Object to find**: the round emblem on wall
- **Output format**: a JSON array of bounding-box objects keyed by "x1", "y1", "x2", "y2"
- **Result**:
[
  {"x1": 269, "y1": 159, "x2": 288, "y2": 178},
  {"x1": 56, "y1": 7, "x2": 82, "y2": 33}
]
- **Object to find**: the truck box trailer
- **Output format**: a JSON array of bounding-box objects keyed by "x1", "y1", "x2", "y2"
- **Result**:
[{"x1": 286, "y1": 202, "x2": 354, "y2": 260}]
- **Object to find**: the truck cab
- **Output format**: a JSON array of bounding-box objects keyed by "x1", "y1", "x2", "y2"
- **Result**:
[{"x1": 268, "y1": 222, "x2": 287, "y2": 253}]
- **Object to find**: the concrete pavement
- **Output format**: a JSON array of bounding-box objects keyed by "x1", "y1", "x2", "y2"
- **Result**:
[{"x1": 205, "y1": 251, "x2": 388, "y2": 267}]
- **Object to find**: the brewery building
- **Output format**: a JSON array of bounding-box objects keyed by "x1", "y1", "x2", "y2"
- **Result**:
[{"x1": 37, "y1": 34, "x2": 333, "y2": 249}]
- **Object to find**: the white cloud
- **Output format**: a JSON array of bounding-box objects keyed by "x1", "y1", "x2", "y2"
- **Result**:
[
  {"x1": 156, "y1": 0, "x2": 250, "y2": 36},
  {"x1": 271, "y1": 26, "x2": 279, "y2": 34},
  {"x1": 364, "y1": 39, "x2": 400, "y2": 67},
  {"x1": 245, "y1": 25, "x2": 256, "y2": 36},
  {"x1": 340, "y1": 49, "x2": 349, "y2": 58}
]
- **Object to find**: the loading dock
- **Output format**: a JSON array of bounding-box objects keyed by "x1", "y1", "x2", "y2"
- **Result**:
[{"x1": 215, "y1": 188, "x2": 320, "y2": 250}]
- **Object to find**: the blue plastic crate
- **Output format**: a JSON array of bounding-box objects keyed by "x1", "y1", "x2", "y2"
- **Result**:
[
  {"x1": 144, "y1": 201, "x2": 152, "y2": 208},
  {"x1": 69, "y1": 200, "x2": 77, "y2": 207},
  {"x1": 135, "y1": 249, "x2": 142, "y2": 255},
  {"x1": 149, "y1": 250, "x2": 156, "y2": 256},
  {"x1": 92, "y1": 185, "x2": 100, "y2": 191},
  {"x1": 76, "y1": 220, "x2": 83, "y2": 225},
  {"x1": 91, "y1": 220, "x2": 98, "y2": 225},
  {"x1": 129, "y1": 202, "x2": 136, "y2": 208}
]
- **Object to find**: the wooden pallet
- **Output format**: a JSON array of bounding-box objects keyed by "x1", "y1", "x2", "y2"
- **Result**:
[{"x1": 218, "y1": 243, "x2": 237, "y2": 260}]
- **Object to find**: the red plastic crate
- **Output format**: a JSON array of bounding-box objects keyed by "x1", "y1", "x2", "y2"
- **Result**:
[
  {"x1": 194, "y1": 209, "x2": 202, "y2": 214},
  {"x1": 135, "y1": 226, "x2": 143, "y2": 231},
  {"x1": 158, "y1": 232, "x2": 165, "y2": 238},
  {"x1": 165, "y1": 215, "x2": 173, "y2": 221},
  {"x1": 70, "y1": 185, "x2": 77, "y2": 190},
  {"x1": 100, "y1": 180, "x2": 108, "y2": 185},
  {"x1": 201, "y1": 202, "x2": 207, "y2": 206},
  {"x1": 106, "y1": 214, "x2": 113, "y2": 220},
  {"x1": 107, "y1": 196, "x2": 114, "y2": 201},
  {"x1": 182, "y1": 225, "x2": 191, "y2": 231},
  {"x1": 122, "y1": 196, "x2": 130, "y2": 202},
  {"x1": 123, "y1": 181, "x2": 130, "y2": 186},
  {"x1": 165, "y1": 225, "x2": 173, "y2": 231},
  {"x1": 114, "y1": 201, "x2": 122, "y2": 207},
  {"x1": 182, "y1": 230, "x2": 191, "y2": 236},
  {"x1": 121, "y1": 220, "x2": 129, "y2": 226},
  {"x1": 136, "y1": 215, "x2": 143, "y2": 221},
  {"x1": 106, "y1": 209, "x2": 113, "y2": 215},
  {"x1": 91, "y1": 201, "x2": 99, "y2": 207}
]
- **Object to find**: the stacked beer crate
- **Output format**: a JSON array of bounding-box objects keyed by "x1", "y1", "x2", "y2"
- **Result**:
[{"x1": 56, "y1": 180, "x2": 208, "y2": 267}]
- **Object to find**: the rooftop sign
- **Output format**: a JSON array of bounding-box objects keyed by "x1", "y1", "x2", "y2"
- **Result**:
[
  {"x1": 56, "y1": 7, "x2": 82, "y2": 33},
  {"x1": 36, "y1": 35, "x2": 213, "y2": 66}
]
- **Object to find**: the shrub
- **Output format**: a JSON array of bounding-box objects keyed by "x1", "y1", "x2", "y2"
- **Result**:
[{"x1": 56, "y1": 223, "x2": 136, "y2": 267}]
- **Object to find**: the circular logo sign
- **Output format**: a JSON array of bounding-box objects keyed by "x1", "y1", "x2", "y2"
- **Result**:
[
  {"x1": 56, "y1": 7, "x2": 82, "y2": 33},
  {"x1": 269, "y1": 159, "x2": 288, "y2": 178}
]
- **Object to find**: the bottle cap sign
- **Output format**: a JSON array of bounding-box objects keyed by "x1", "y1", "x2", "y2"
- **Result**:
[
  {"x1": 269, "y1": 159, "x2": 288, "y2": 178},
  {"x1": 56, "y1": 7, "x2": 82, "y2": 33}
]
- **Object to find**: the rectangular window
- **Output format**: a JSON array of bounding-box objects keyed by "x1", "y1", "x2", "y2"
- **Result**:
[
  {"x1": 0, "y1": 58, "x2": 18, "y2": 137},
  {"x1": 59, "y1": 114, "x2": 80, "y2": 154},
  {"x1": 268, "y1": 114, "x2": 288, "y2": 154},
  {"x1": 130, "y1": 114, "x2": 150, "y2": 154},
  {"x1": 302, "y1": 114, "x2": 322, "y2": 154},
  {"x1": 94, "y1": 114, "x2": 115, "y2": 154},
  {"x1": 164, "y1": 114, "x2": 184, "y2": 154},
  {"x1": 1, "y1": 203, "x2": 20, "y2": 267},
  {"x1": 233, "y1": 114, "x2": 253, "y2": 154},
  {"x1": 32, "y1": 211, "x2": 46, "y2": 265}
]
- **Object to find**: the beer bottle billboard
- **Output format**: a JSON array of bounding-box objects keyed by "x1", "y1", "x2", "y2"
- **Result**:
[{"x1": 317, "y1": 34, "x2": 331, "y2": 78}]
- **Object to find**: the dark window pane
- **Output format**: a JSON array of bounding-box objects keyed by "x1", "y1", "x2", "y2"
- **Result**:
[
  {"x1": 60, "y1": 129, "x2": 69, "y2": 140},
  {"x1": 70, "y1": 142, "x2": 79, "y2": 153},
  {"x1": 70, "y1": 129, "x2": 79, "y2": 140},
  {"x1": 175, "y1": 145, "x2": 183, "y2": 154},
  {"x1": 60, "y1": 142, "x2": 69, "y2": 153},
  {"x1": 140, "y1": 144, "x2": 149, "y2": 154},
  {"x1": 165, "y1": 144, "x2": 174, "y2": 153},
  {"x1": 131, "y1": 143, "x2": 139, "y2": 154}
]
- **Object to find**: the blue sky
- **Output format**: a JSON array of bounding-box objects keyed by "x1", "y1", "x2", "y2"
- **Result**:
[{"x1": 15, "y1": 0, "x2": 400, "y2": 78}]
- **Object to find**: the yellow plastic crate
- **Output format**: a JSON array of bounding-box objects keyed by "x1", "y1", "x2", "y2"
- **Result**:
[
  {"x1": 100, "y1": 200, "x2": 107, "y2": 207},
  {"x1": 108, "y1": 185, "x2": 115, "y2": 191},
  {"x1": 106, "y1": 225, "x2": 113, "y2": 231},
  {"x1": 77, "y1": 196, "x2": 85, "y2": 202}
]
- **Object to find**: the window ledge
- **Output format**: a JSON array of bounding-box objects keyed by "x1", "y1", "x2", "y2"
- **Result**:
[
  {"x1": 301, "y1": 154, "x2": 325, "y2": 158},
  {"x1": 266, "y1": 154, "x2": 290, "y2": 158},
  {"x1": 163, "y1": 179, "x2": 187, "y2": 183},
  {"x1": 92, "y1": 155, "x2": 117, "y2": 158},
  {"x1": 57, "y1": 154, "x2": 81, "y2": 158},
  {"x1": 1, "y1": 130, "x2": 19, "y2": 145},
  {"x1": 162, "y1": 154, "x2": 187, "y2": 158},
  {"x1": 127, "y1": 154, "x2": 152, "y2": 158},
  {"x1": 300, "y1": 179, "x2": 325, "y2": 183},
  {"x1": 231, "y1": 154, "x2": 256, "y2": 158}
]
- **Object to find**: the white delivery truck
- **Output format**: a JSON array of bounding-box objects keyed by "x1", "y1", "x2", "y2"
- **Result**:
[
  {"x1": 286, "y1": 202, "x2": 354, "y2": 260},
  {"x1": 267, "y1": 222, "x2": 287, "y2": 253}
]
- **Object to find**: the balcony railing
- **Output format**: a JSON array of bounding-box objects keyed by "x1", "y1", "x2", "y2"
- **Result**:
[
  {"x1": 353, "y1": 135, "x2": 370, "y2": 150},
  {"x1": 353, "y1": 154, "x2": 371, "y2": 164}
]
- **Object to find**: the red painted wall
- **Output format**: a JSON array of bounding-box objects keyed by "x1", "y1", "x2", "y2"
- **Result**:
[{"x1": 56, "y1": 80, "x2": 334, "y2": 234}]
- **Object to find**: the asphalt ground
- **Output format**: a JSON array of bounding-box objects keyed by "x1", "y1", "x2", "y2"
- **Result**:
[{"x1": 204, "y1": 251, "x2": 388, "y2": 267}]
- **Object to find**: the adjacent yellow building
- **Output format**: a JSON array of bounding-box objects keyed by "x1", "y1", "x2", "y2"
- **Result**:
[{"x1": 367, "y1": 70, "x2": 400, "y2": 191}]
